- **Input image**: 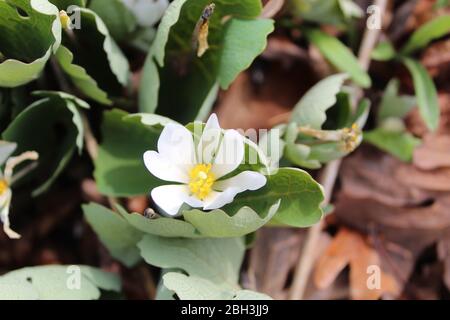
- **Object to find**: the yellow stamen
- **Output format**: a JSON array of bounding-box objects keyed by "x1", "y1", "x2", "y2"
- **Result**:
[
  {"x1": 0, "y1": 179, "x2": 8, "y2": 196},
  {"x1": 59, "y1": 10, "x2": 71, "y2": 30},
  {"x1": 341, "y1": 123, "x2": 361, "y2": 152},
  {"x1": 188, "y1": 164, "x2": 215, "y2": 200}
]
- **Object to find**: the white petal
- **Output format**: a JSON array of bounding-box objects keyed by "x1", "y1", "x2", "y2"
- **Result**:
[
  {"x1": 214, "y1": 171, "x2": 267, "y2": 192},
  {"x1": 0, "y1": 189, "x2": 20, "y2": 239},
  {"x1": 151, "y1": 185, "x2": 203, "y2": 216},
  {"x1": 197, "y1": 114, "x2": 221, "y2": 164},
  {"x1": 202, "y1": 171, "x2": 266, "y2": 210},
  {"x1": 203, "y1": 189, "x2": 238, "y2": 211},
  {"x1": 143, "y1": 151, "x2": 189, "y2": 183},
  {"x1": 211, "y1": 130, "x2": 244, "y2": 179},
  {"x1": 158, "y1": 123, "x2": 196, "y2": 167}
]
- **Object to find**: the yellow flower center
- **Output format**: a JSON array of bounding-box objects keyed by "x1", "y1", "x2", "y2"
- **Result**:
[
  {"x1": 188, "y1": 164, "x2": 215, "y2": 200},
  {"x1": 0, "y1": 179, "x2": 8, "y2": 196}
]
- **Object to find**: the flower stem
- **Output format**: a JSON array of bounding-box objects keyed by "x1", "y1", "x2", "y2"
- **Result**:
[{"x1": 289, "y1": 0, "x2": 389, "y2": 300}]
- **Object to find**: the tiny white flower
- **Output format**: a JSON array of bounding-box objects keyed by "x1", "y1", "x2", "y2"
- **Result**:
[
  {"x1": 0, "y1": 151, "x2": 39, "y2": 239},
  {"x1": 143, "y1": 114, "x2": 267, "y2": 216}
]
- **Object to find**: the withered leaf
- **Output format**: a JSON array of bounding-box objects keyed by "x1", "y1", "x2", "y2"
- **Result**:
[{"x1": 314, "y1": 228, "x2": 401, "y2": 300}]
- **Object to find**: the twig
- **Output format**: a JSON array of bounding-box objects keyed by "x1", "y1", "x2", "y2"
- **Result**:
[
  {"x1": 81, "y1": 113, "x2": 98, "y2": 161},
  {"x1": 260, "y1": 0, "x2": 285, "y2": 19},
  {"x1": 50, "y1": 57, "x2": 71, "y2": 93},
  {"x1": 289, "y1": 0, "x2": 388, "y2": 300},
  {"x1": 10, "y1": 162, "x2": 38, "y2": 186}
]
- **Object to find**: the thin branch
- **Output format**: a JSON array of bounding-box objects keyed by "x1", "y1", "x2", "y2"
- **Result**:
[
  {"x1": 289, "y1": 0, "x2": 388, "y2": 300},
  {"x1": 81, "y1": 113, "x2": 99, "y2": 161},
  {"x1": 10, "y1": 162, "x2": 38, "y2": 186}
]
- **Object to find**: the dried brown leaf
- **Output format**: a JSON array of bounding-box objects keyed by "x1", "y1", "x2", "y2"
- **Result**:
[{"x1": 413, "y1": 133, "x2": 450, "y2": 170}]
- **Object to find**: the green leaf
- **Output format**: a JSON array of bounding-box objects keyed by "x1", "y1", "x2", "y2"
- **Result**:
[
  {"x1": 117, "y1": 199, "x2": 279, "y2": 239},
  {"x1": 285, "y1": 143, "x2": 321, "y2": 169},
  {"x1": 163, "y1": 273, "x2": 234, "y2": 300},
  {"x1": 289, "y1": 0, "x2": 360, "y2": 26},
  {"x1": 0, "y1": 0, "x2": 61, "y2": 87},
  {"x1": 83, "y1": 203, "x2": 142, "y2": 267},
  {"x1": 138, "y1": 235, "x2": 245, "y2": 289},
  {"x1": 402, "y1": 15, "x2": 450, "y2": 55},
  {"x1": 308, "y1": 141, "x2": 348, "y2": 163},
  {"x1": 0, "y1": 277, "x2": 38, "y2": 300},
  {"x1": 2, "y1": 93, "x2": 87, "y2": 195},
  {"x1": 378, "y1": 79, "x2": 416, "y2": 122},
  {"x1": 288, "y1": 98, "x2": 369, "y2": 167},
  {"x1": 338, "y1": 0, "x2": 363, "y2": 19},
  {"x1": 126, "y1": 113, "x2": 178, "y2": 127},
  {"x1": 218, "y1": 19, "x2": 274, "y2": 89},
  {"x1": 403, "y1": 58, "x2": 439, "y2": 131},
  {"x1": 163, "y1": 272, "x2": 272, "y2": 300},
  {"x1": 0, "y1": 265, "x2": 120, "y2": 300},
  {"x1": 49, "y1": 0, "x2": 86, "y2": 8},
  {"x1": 149, "y1": 0, "x2": 189, "y2": 66},
  {"x1": 78, "y1": 265, "x2": 121, "y2": 292},
  {"x1": 352, "y1": 97, "x2": 371, "y2": 129},
  {"x1": 290, "y1": 73, "x2": 349, "y2": 129},
  {"x1": 32, "y1": 90, "x2": 88, "y2": 151},
  {"x1": 306, "y1": 29, "x2": 371, "y2": 88},
  {"x1": 94, "y1": 109, "x2": 162, "y2": 197},
  {"x1": 224, "y1": 168, "x2": 324, "y2": 227},
  {"x1": 88, "y1": 0, "x2": 137, "y2": 42},
  {"x1": 55, "y1": 45, "x2": 111, "y2": 105},
  {"x1": 183, "y1": 200, "x2": 280, "y2": 238},
  {"x1": 372, "y1": 40, "x2": 396, "y2": 61},
  {"x1": 364, "y1": 128, "x2": 421, "y2": 162},
  {"x1": 116, "y1": 205, "x2": 201, "y2": 238},
  {"x1": 139, "y1": 0, "x2": 272, "y2": 122},
  {"x1": 61, "y1": 8, "x2": 130, "y2": 97}
]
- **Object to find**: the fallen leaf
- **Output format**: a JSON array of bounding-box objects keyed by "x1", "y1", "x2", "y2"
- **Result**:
[
  {"x1": 406, "y1": 93, "x2": 450, "y2": 136},
  {"x1": 395, "y1": 165, "x2": 450, "y2": 191},
  {"x1": 413, "y1": 133, "x2": 450, "y2": 170},
  {"x1": 314, "y1": 228, "x2": 401, "y2": 300},
  {"x1": 340, "y1": 149, "x2": 430, "y2": 207},
  {"x1": 245, "y1": 228, "x2": 305, "y2": 299},
  {"x1": 421, "y1": 39, "x2": 450, "y2": 78},
  {"x1": 437, "y1": 232, "x2": 450, "y2": 291}
]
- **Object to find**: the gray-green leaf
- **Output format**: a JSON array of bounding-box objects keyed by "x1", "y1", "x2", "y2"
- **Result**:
[
  {"x1": 306, "y1": 29, "x2": 371, "y2": 88},
  {"x1": 2, "y1": 93, "x2": 87, "y2": 195},
  {"x1": 364, "y1": 128, "x2": 421, "y2": 162},
  {"x1": 163, "y1": 272, "x2": 272, "y2": 300},
  {"x1": 83, "y1": 203, "x2": 143, "y2": 267},
  {"x1": 0, "y1": 0, "x2": 61, "y2": 87},
  {"x1": 224, "y1": 168, "x2": 324, "y2": 227},
  {"x1": 94, "y1": 109, "x2": 163, "y2": 196},
  {"x1": 401, "y1": 15, "x2": 450, "y2": 55},
  {"x1": 0, "y1": 265, "x2": 120, "y2": 300},
  {"x1": 403, "y1": 58, "x2": 440, "y2": 131},
  {"x1": 290, "y1": 73, "x2": 349, "y2": 129},
  {"x1": 138, "y1": 235, "x2": 244, "y2": 289}
]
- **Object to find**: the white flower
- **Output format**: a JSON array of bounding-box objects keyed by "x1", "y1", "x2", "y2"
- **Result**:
[
  {"x1": 143, "y1": 114, "x2": 267, "y2": 216},
  {"x1": 0, "y1": 151, "x2": 39, "y2": 239}
]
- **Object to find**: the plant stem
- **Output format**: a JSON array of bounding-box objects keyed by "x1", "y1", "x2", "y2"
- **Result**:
[{"x1": 289, "y1": 0, "x2": 388, "y2": 300}]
